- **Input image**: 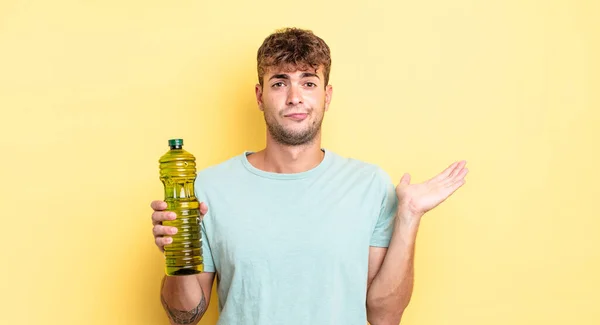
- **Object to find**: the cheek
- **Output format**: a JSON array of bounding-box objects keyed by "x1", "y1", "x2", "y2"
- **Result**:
[
  {"x1": 308, "y1": 94, "x2": 325, "y2": 108},
  {"x1": 264, "y1": 93, "x2": 284, "y2": 107}
]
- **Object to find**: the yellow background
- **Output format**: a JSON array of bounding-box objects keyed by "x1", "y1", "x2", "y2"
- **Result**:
[{"x1": 1, "y1": 0, "x2": 598, "y2": 324}]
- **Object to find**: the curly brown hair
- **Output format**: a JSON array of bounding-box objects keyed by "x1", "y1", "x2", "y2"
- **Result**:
[{"x1": 256, "y1": 27, "x2": 332, "y2": 87}]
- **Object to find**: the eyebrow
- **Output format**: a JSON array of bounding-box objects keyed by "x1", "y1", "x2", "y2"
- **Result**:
[{"x1": 268, "y1": 72, "x2": 321, "y2": 81}]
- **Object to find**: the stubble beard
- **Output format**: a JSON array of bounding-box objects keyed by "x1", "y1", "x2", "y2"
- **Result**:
[{"x1": 264, "y1": 109, "x2": 325, "y2": 146}]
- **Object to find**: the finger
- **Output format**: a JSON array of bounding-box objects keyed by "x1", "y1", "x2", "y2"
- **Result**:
[
  {"x1": 152, "y1": 211, "x2": 176, "y2": 225},
  {"x1": 445, "y1": 167, "x2": 468, "y2": 188},
  {"x1": 199, "y1": 202, "x2": 209, "y2": 216},
  {"x1": 454, "y1": 167, "x2": 469, "y2": 181},
  {"x1": 448, "y1": 166, "x2": 468, "y2": 185},
  {"x1": 431, "y1": 161, "x2": 460, "y2": 182},
  {"x1": 155, "y1": 236, "x2": 173, "y2": 250},
  {"x1": 153, "y1": 225, "x2": 178, "y2": 237},
  {"x1": 443, "y1": 162, "x2": 466, "y2": 185},
  {"x1": 398, "y1": 173, "x2": 411, "y2": 187},
  {"x1": 447, "y1": 178, "x2": 466, "y2": 194},
  {"x1": 151, "y1": 200, "x2": 167, "y2": 211},
  {"x1": 449, "y1": 160, "x2": 467, "y2": 178}
]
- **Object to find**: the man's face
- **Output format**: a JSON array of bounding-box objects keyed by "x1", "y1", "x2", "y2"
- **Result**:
[{"x1": 255, "y1": 65, "x2": 333, "y2": 146}]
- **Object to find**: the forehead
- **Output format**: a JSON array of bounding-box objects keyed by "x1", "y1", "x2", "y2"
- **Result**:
[{"x1": 264, "y1": 63, "x2": 324, "y2": 78}]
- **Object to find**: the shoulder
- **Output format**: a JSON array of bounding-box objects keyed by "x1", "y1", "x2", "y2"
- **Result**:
[
  {"x1": 195, "y1": 152, "x2": 246, "y2": 184},
  {"x1": 326, "y1": 150, "x2": 397, "y2": 211},
  {"x1": 327, "y1": 150, "x2": 393, "y2": 185}
]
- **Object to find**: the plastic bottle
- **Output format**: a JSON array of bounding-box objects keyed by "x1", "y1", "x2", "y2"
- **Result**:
[{"x1": 159, "y1": 138, "x2": 203, "y2": 276}]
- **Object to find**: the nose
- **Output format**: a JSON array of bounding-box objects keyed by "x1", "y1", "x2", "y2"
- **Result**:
[{"x1": 286, "y1": 85, "x2": 303, "y2": 106}]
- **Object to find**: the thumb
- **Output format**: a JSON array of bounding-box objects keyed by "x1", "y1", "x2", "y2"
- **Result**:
[{"x1": 399, "y1": 173, "x2": 411, "y2": 186}]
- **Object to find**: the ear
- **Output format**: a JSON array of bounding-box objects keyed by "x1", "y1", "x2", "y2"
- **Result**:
[
  {"x1": 324, "y1": 84, "x2": 333, "y2": 112},
  {"x1": 255, "y1": 84, "x2": 264, "y2": 111}
]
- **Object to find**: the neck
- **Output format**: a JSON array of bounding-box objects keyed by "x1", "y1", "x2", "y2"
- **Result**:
[{"x1": 249, "y1": 132, "x2": 325, "y2": 174}]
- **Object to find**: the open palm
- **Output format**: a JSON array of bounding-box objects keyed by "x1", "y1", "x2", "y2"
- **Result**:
[{"x1": 396, "y1": 160, "x2": 469, "y2": 217}]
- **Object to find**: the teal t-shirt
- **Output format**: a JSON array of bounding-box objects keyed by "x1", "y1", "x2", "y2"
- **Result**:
[{"x1": 195, "y1": 149, "x2": 398, "y2": 325}]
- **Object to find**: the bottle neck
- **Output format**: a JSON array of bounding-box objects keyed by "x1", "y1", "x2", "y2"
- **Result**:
[{"x1": 170, "y1": 145, "x2": 182, "y2": 150}]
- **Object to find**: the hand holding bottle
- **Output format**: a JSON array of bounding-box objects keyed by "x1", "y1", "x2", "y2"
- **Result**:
[{"x1": 151, "y1": 200, "x2": 209, "y2": 253}]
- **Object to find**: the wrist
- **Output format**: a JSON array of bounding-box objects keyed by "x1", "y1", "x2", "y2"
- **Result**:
[{"x1": 395, "y1": 207, "x2": 423, "y2": 227}]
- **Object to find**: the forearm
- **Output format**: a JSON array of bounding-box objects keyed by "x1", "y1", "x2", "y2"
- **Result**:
[
  {"x1": 367, "y1": 214, "x2": 420, "y2": 325},
  {"x1": 160, "y1": 275, "x2": 208, "y2": 325}
]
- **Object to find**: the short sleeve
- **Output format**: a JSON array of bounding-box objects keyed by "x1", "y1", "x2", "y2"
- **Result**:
[
  {"x1": 195, "y1": 174, "x2": 216, "y2": 273},
  {"x1": 200, "y1": 220, "x2": 215, "y2": 272},
  {"x1": 370, "y1": 169, "x2": 398, "y2": 247}
]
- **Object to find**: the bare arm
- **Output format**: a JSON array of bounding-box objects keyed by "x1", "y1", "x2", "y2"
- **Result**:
[
  {"x1": 366, "y1": 217, "x2": 418, "y2": 325},
  {"x1": 366, "y1": 161, "x2": 468, "y2": 324},
  {"x1": 160, "y1": 272, "x2": 215, "y2": 325},
  {"x1": 151, "y1": 200, "x2": 215, "y2": 325}
]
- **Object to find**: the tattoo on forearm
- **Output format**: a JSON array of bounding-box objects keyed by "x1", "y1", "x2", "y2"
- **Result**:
[{"x1": 160, "y1": 278, "x2": 208, "y2": 324}]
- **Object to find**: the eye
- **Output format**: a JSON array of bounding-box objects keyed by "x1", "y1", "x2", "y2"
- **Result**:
[
  {"x1": 305, "y1": 82, "x2": 317, "y2": 87},
  {"x1": 272, "y1": 82, "x2": 285, "y2": 88}
]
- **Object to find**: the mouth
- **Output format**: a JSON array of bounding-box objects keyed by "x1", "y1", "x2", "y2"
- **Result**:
[{"x1": 284, "y1": 113, "x2": 309, "y2": 121}]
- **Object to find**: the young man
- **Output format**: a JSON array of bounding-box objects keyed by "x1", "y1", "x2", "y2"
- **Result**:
[{"x1": 151, "y1": 27, "x2": 468, "y2": 325}]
